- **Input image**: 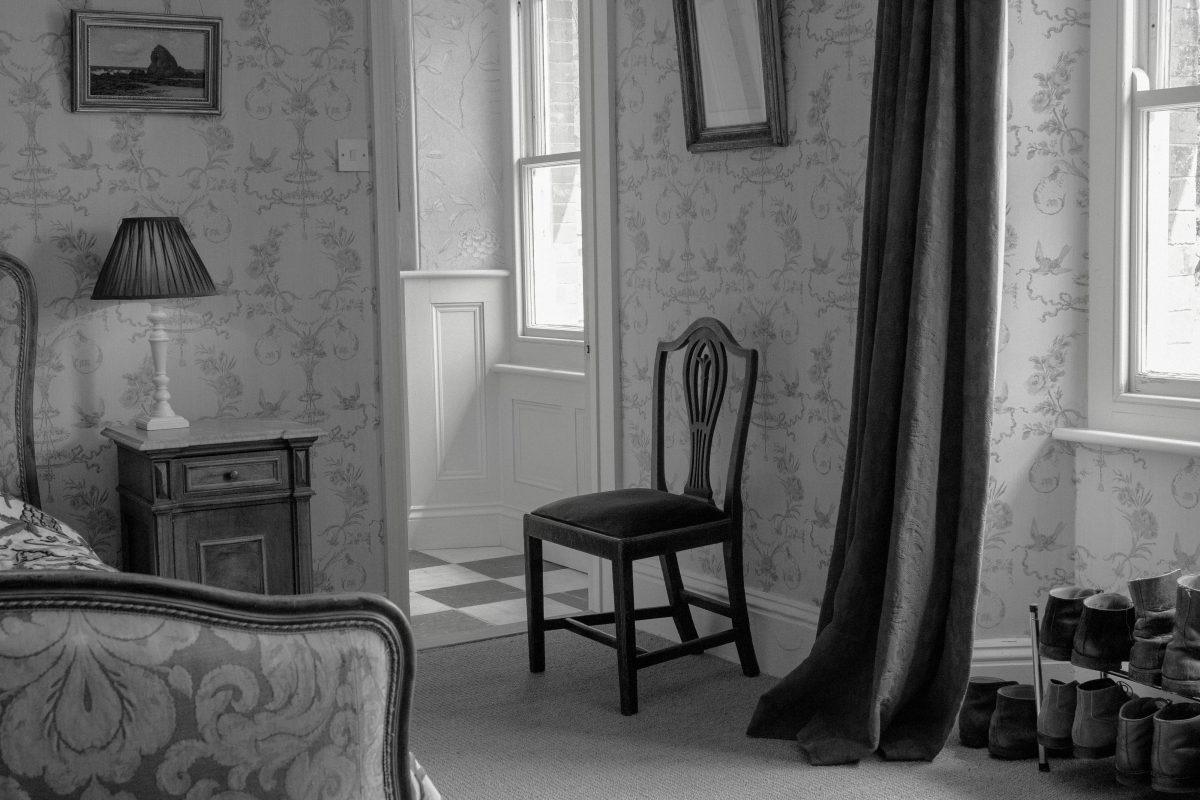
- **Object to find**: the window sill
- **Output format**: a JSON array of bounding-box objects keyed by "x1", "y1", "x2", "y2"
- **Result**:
[{"x1": 1052, "y1": 427, "x2": 1200, "y2": 457}]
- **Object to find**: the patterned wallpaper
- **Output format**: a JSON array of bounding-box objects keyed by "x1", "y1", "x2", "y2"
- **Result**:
[
  {"x1": 613, "y1": 0, "x2": 1104, "y2": 637},
  {"x1": 0, "y1": 0, "x2": 386, "y2": 593},
  {"x1": 411, "y1": 0, "x2": 508, "y2": 272}
]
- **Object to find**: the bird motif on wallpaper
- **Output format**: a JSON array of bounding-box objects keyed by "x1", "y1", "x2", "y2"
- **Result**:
[
  {"x1": 248, "y1": 143, "x2": 281, "y2": 173},
  {"x1": 1174, "y1": 533, "x2": 1200, "y2": 574},
  {"x1": 59, "y1": 140, "x2": 95, "y2": 171},
  {"x1": 73, "y1": 401, "x2": 104, "y2": 430},
  {"x1": 256, "y1": 389, "x2": 289, "y2": 418},
  {"x1": 333, "y1": 383, "x2": 361, "y2": 411},
  {"x1": 1031, "y1": 242, "x2": 1071, "y2": 276},
  {"x1": 1025, "y1": 519, "x2": 1067, "y2": 552}
]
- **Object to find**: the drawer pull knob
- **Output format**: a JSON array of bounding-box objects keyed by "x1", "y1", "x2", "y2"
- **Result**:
[{"x1": 225, "y1": 470, "x2": 240, "y2": 481}]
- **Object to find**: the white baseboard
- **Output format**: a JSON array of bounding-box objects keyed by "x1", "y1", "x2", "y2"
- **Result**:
[
  {"x1": 628, "y1": 562, "x2": 1065, "y2": 683},
  {"x1": 408, "y1": 503, "x2": 594, "y2": 573},
  {"x1": 407, "y1": 503, "x2": 512, "y2": 550}
]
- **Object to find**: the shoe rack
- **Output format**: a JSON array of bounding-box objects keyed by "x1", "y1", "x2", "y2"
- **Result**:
[{"x1": 1027, "y1": 603, "x2": 1191, "y2": 774}]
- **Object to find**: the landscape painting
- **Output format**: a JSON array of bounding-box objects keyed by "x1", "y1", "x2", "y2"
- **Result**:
[{"x1": 72, "y1": 11, "x2": 222, "y2": 114}]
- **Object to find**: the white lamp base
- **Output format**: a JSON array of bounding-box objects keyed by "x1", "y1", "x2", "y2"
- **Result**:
[
  {"x1": 136, "y1": 413, "x2": 190, "y2": 431},
  {"x1": 139, "y1": 303, "x2": 190, "y2": 432}
]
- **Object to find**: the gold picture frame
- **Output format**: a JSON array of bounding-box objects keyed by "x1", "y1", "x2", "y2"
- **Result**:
[{"x1": 71, "y1": 10, "x2": 222, "y2": 115}]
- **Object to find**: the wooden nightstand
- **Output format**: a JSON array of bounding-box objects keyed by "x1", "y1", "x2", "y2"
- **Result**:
[{"x1": 102, "y1": 419, "x2": 324, "y2": 595}]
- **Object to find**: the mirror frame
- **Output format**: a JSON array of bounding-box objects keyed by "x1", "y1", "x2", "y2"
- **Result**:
[{"x1": 672, "y1": 0, "x2": 788, "y2": 153}]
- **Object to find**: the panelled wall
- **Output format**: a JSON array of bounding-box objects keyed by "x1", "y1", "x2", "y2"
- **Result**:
[{"x1": 400, "y1": 272, "x2": 590, "y2": 571}]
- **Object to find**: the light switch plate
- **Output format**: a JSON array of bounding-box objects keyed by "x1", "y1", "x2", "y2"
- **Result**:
[{"x1": 337, "y1": 138, "x2": 370, "y2": 172}]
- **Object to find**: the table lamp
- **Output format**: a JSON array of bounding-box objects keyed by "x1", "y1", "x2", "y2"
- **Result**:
[{"x1": 92, "y1": 216, "x2": 218, "y2": 430}]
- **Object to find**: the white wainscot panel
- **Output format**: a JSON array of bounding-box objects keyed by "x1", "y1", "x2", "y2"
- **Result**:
[
  {"x1": 512, "y1": 399, "x2": 571, "y2": 492},
  {"x1": 433, "y1": 302, "x2": 487, "y2": 480}
]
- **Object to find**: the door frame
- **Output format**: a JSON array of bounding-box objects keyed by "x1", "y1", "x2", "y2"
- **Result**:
[
  {"x1": 579, "y1": 0, "x2": 621, "y2": 610},
  {"x1": 370, "y1": 0, "x2": 620, "y2": 612},
  {"x1": 369, "y1": 0, "x2": 419, "y2": 612}
]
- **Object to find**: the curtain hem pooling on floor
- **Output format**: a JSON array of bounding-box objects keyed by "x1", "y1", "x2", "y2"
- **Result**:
[{"x1": 745, "y1": 0, "x2": 1007, "y2": 765}]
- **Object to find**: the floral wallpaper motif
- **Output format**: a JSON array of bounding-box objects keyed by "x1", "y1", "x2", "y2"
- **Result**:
[
  {"x1": 614, "y1": 0, "x2": 1096, "y2": 637},
  {"x1": 981, "y1": 0, "x2": 1091, "y2": 632},
  {"x1": 1073, "y1": 447, "x2": 1200, "y2": 594},
  {"x1": 0, "y1": 0, "x2": 385, "y2": 593},
  {"x1": 615, "y1": 0, "x2": 872, "y2": 610},
  {"x1": 411, "y1": 0, "x2": 507, "y2": 271}
]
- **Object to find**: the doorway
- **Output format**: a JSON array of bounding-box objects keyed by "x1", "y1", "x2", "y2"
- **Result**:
[{"x1": 374, "y1": 1, "x2": 618, "y2": 649}]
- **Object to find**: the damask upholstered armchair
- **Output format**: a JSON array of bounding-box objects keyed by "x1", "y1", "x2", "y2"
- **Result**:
[{"x1": 0, "y1": 252, "x2": 439, "y2": 800}]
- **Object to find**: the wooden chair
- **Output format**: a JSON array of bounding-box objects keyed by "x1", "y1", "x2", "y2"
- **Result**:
[{"x1": 523, "y1": 317, "x2": 759, "y2": 715}]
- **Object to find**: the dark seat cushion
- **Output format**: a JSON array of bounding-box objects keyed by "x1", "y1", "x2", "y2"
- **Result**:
[{"x1": 530, "y1": 488, "x2": 728, "y2": 538}]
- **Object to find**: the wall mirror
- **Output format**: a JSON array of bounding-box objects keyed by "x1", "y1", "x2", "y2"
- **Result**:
[{"x1": 672, "y1": 0, "x2": 788, "y2": 152}]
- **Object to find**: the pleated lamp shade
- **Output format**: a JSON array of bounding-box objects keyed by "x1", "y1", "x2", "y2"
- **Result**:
[{"x1": 92, "y1": 217, "x2": 217, "y2": 300}]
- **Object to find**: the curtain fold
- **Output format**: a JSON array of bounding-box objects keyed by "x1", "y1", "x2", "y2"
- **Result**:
[{"x1": 745, "y1": 0, "x2": 1007, "y2": 765}]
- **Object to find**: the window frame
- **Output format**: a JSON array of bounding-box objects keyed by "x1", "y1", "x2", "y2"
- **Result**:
[
  {"x1": 1089, "y1": 0, "x2": 1200, "y2": 438},
  {"x1": 514, "y1": 0, "x2": 586, "y2": 343}
]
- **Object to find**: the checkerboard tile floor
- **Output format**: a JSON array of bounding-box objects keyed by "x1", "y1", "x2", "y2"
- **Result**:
[{"x1": 408, "y1": 546, "x2": 588, "y2": 642}]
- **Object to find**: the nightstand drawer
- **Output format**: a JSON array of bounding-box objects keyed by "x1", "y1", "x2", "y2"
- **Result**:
[{"x1": 183, "y1": 452, "x2": 285, "y2": 495}]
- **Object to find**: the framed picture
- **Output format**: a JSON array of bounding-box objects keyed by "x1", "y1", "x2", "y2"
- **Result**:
[
  {"x1": 71, "y1": 10, "x2": 222, "y2": 115},
  {"x1": 672, "y1": 0, "x2": 788, "y2": 152}
]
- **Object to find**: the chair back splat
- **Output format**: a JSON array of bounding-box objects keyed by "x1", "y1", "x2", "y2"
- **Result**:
[{"x1": 652, "y1": 318, "x2": 758, "y2": 512}]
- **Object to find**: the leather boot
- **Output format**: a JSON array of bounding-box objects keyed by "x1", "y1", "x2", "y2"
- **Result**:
[
  {"x1": 959, "y1": 675, "x2": 1017, "y2": 748},
  {"x1": 1152, "y1": 701, "x2": 1200, "y2": 793},
  {"x1": 1131, "y1": 569, "x2": 1182, "y2": 638},
  {"x1": 1036, "y1": 679, "x2": 1077, "y2": 755},
  {"x1": 988, "y1": 684, "x2": 1038, "y2": 760},
  {"x1": 1040, "y1": 586, "x2": 1100, "y2": 660},
  {"x1": 1071, "y1": 592, "x2": 1135, "y2": 671},
  {"x1": 1129, "y1": 635, "x2": 1173, "y2": 685},
  {"x1": 1163, "y1": 575, "x2": 1200, "y2": 697},
  {"x1": 1116, "y1": 696, "x2": 1170, "y2": 786},
  {"x1": 1072, "y1": 677, "x2": 1133, "y2": 759}
]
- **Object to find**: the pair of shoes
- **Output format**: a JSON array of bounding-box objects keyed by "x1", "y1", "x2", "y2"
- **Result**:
[
  {"x1": 1037, "y1": 677, "x2": 1133, "y2": 758},
  {"x1": 1040, "y1": 586, "x2": 1136, "y2": 670},
  {"x1": 1116, "y1": 697, "x2": 1171, "y2": 787},
  {"x1": 1163, "y1": 575, "x2": 1200, "y2": 697},
  {"x1": 1129, "y1": 570, "x2": 1181, "y2": 685},
  {"x1": 958, "y1": 675, "x2": 1016, "y2": 748},
  {"x1": 1117, "y1": 699, "x2": 1200, "y2": 792},
  {"x1": 988, "y1": 684, "x2": 1039, "y2": 760}
]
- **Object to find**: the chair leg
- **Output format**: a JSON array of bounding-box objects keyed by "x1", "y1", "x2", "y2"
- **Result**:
[
  {"x1": 723, "y1": 538, "x2": 759, "y2": 677},
  {"x1": 659, "y1": 553, "x2": 699, "y2": 642},
  {"x1": 613, "y1": 555, "x2": 638, "y2": 715},
  {"x1": 526, "y1": 533, "x2": 545, "y2": 673}
]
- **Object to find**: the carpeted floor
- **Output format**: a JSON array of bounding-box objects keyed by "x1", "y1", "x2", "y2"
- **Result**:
[{"x1": 411, "y1": 631, "x2": 1154, "y2": 799}]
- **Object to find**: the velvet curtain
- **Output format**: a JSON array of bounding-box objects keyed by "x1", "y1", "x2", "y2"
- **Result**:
[{"x1": 745, "y1": 0, "x2": 1007, "y2": 765}]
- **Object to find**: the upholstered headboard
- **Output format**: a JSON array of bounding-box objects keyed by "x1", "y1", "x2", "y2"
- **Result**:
[{"x1": 0, "y1": 252, "x2": 40, "y2": 508}]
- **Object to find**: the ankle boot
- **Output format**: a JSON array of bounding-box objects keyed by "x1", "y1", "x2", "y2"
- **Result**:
[
  {"x1": 1131, "y1": 569, "x2": 1182, "y2": 638},
  {"x1": 1152, "y1": 701, "x2": 1200, "y2": 793},
  {"x1": 1036, "y1": 679, "x2": 1077, "y2": 755},
  {"x1": 1116, "y1": 697, "x2": 1170, "y2": 786},
  {"x1": 1129, "y1": 634, "x2": 1173, "y2": 685},
  {"x1": 1040, "y1": 586, "x2": 1100, "y2": 660},
  {"x1": 959, "y1": 675, "x2": 1017, "y2": 748},
  {"x1": 1163, "y1": 575, "x2": 1200, "y2": 697},
  {"x1": 988, "y1": 684, "x2": 1038, "y2": 760},
  {"x1": 1072, "y1": 677, "x2": 1133, "y2": 759},
  {"x1": 1071, "y1": 592, "x2": 1135, "y2": 671}
]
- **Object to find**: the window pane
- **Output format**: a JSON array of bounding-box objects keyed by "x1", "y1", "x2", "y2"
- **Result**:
[
  {"x1": 537, "y1": 0, "x2": 580, "y2": 154},
  {"x1": 1143, "y1": 106, "x2": 1200, "y2": 378},
  {"x1": 1167, "y1": 0, "x2": 1200, "y2": 88},
  {"x1": 526, "y1": 162, "x2": 583, "y2": 330}
]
